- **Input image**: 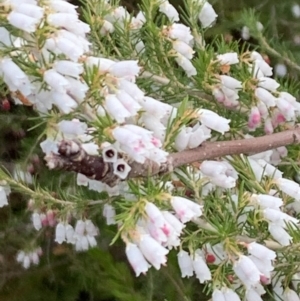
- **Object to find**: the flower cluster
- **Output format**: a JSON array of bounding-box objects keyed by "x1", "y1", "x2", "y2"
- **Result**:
[
  {"x1": 177, "y1": 250, "x2": 211, "y2": 282},
  {"x1": 16, "y1": 247, "x2": 42, "y2": 269},
  {"x1": 125, "y1": 197, "x2": 202, "y2": 276},
  {"x1": 55, "y1": 219, "x2": 99, "y2": 252}
]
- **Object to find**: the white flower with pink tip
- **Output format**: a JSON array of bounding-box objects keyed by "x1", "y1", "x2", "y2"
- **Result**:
[
  {"x1": 170, "y1": 196, "x2": 202, "y2": 223},
  {"x1": 112, "y1": 125, "x2": 168, "y2": 164}
]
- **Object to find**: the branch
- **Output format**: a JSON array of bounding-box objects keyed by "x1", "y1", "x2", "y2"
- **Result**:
[
  {"x1": 44, "y1": 126, "x2": 300, "y2": 186},
  {"x1": 258, "y1": 34, "x2": 300, "y2": 73},
  {"x1": 169, "y1": 127, "x2": 300, "y2": 169}
]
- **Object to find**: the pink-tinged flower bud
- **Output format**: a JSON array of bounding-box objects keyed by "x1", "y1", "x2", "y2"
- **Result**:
[
  {"x1": 283, "y1": 289, "x2": 300, "y2": 301},
  {"x1": 147, "y1": 222, "x2": 167, "y2": 243},
  {"x1": 138, "y1": 234, "x2": 169, "y2": 270},
  {"x1": 32, "y1": 212, "x2": 42, "y2": 231},
  {"x1": 245, "y1": 288, "x2": 263, "y2": 301},
  {"x1": 248, "y1": 107, "x2": 261, "y2": 130},
  {"x1": 259, "y1": 275, "x2": 270, "y2": 285},
  {"x1": 205, "y1": 253, "x2": 216, "y2": 264},
  {"x1": 172, "y1": 40, "x2": 195, "y2": 60},
  {"x1": 213, "y1": 88, "x2": 226, "y2": 103},
  {"x1": 255, "y1": 88, "x2": 276, "y2": 108},
  {"x1": 113, "y1": 159, "x2": 131, "y2": 179},
  {"x1": 268, "y1": 223, "x2": 292, "y2": 246},
  {"x1": 233, "y1": 255, "x2": 261, "y2": 288},
  {"x1": 55, "y1": 222, "x2": 66, "y2": 244},
  {"x1": 161, "y1": 211, "x2": 185, "y2": 234},
  {"x1": 276, "y1": 98, "x2": 295, "y2": 121},
  {"x1": 177, "y1": 250, "x2": 194, "y2": 278},
  {"x1": 40, "y1": 213, "x2": 48, "y2": 227},
  {"x1": 170, "y1": 196, "x2": 202, "y2": 223},
  {"x1": 258, "y1": 77, "x2": 280, "y2": 91},
  {"x1": 198, "y1": 2, "x2": 218, "y2": 28},
  {"x1": 46, "y1": 209, "x2": 56, "y2": 227},
  {"x1": 277, "y1": 146, "x2": 288, "y2": 157},
  {"x1": 175, "y1": 53, "x2": 197, "y2": 77},
  {"x1": 257, "y1": 101, "x2": 268, "y2": 118},
  {"x1": 192, "y1": 250, "x2": 212, "y2": 283},
  {"x1": 264, "y1": 118, "x2": 274, "y2": 135},
  {"x1": 159, "y1": 1, "x2": 179, "y2": 21},
  {"x1": 145, "y1": 202, "x2": 165, "y2": 228},
  {"x1": 217, "y1": 52, "x2": 239, "y2": 65},
  {"x1": 140, "y1": 114, "x2": 166, "y2": 142},
  {"x1": 125, "y1": 243, "x2": 150, "y2": 276}
]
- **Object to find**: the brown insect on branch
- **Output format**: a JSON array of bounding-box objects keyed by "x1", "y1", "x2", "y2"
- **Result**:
[{"x1": 44, "y1": 126, "x2": 300, "y2": 187}]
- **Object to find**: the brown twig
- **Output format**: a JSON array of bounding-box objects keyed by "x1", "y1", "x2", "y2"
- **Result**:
[{"x1": 45, "y1": 126, "x2": 300, "y2": 186}]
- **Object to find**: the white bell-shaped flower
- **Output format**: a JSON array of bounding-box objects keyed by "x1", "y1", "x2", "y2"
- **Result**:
[
  {"x1": 198, "y1": 1, "x2": 218, "y2": 28},
  {"x1": 192, "y1": 250, "x2": 212, "y2": 283},
  {"x1": 138, "y1": 234, "x2": 169, "y2": 270},
  {"x1": 55, "y1": 222, "x2": 66, "y2": 244},
  {"x1": 177, "y1": 250, "x2": 194, "y2": 278},
  {"x1": 125, "y1": 243, "x2": 150, "y2": 276}
]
